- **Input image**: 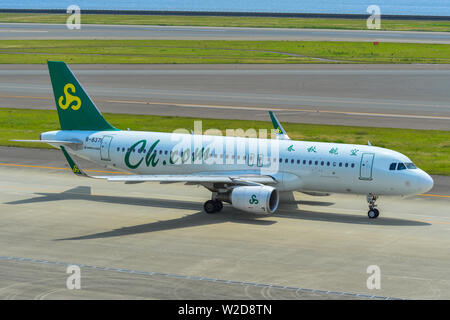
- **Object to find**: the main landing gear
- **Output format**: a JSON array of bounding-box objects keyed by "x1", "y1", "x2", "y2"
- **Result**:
[
  {"x1": 367, "y1": 193, "x2": 379, "y2": 219},
  {"x1": 204, "y1": 199, "x2": 223, "y2": 214}
]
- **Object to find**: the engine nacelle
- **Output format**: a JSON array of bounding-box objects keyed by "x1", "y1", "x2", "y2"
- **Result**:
[{"x1": 230, "y1": 186, "x2": 279, "y2": 214}]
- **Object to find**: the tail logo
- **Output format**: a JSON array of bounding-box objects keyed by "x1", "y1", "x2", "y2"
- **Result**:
[{"x1": 58, "y1": 83, "x2": 81, "y2": 111}]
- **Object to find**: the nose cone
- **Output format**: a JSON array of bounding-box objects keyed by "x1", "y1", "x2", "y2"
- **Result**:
[{"x1": 418, "y1": 171, "x2": 434, "y2": 194}]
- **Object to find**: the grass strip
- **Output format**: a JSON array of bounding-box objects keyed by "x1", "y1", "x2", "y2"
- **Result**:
[{"x1": 1, "y1": 40, "x2": 450, "y2": 64}]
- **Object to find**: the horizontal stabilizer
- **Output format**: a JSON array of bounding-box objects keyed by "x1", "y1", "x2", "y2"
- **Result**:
[{"x1": 11, "y1": 139, "x2": 82, "y2": 145}]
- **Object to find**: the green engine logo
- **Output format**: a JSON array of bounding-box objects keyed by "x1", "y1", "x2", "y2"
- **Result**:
[{"x1": 249, "y1": 194, "x2": 259, "y2": 205}]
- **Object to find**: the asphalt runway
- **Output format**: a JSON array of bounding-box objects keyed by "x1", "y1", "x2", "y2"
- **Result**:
[
  {"x1": 2, "y1": 23, "x2": 450, "y2": 43},
  {"x1": 0, "y1": 146, "x2": 449, "y2": 299},
  {"x1": 1, "y1": 64, "x2": 450, "y2": 130}
]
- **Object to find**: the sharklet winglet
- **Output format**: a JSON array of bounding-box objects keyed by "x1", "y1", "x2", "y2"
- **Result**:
[
  {"x1": 269, "y1": 111, "x2": 290, "y2": 140},
  {"x1": 60, "y1": 145, "x2": 89, "y2": 177}
]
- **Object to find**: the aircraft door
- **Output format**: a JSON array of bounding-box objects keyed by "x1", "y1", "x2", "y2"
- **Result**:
[
  {"x1": 100, "y1": 135, "x2": 113, "y2": 161},
  {"x1": 359, "y1": 153, "x2": 374, "y2": 180},
  {"x1": 248, "y1": 153, "x2": 255, "y2": 166},
  {"x1": 257, "y1": 154, "x2": 264, "y2": 167}
]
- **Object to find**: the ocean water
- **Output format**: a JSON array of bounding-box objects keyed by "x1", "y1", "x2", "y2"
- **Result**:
[{"x1": 1, "y1": 0, "x2": 450, "y2": 16}]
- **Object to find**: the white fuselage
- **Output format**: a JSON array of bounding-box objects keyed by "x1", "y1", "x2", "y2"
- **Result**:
[{"x1": 42, "y1": 129, "x2": 434, "y2": 197}]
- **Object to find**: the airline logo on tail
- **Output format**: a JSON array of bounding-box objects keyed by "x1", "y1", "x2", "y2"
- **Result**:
[{"x1": 58, "y1": 83, "x2": 81, "y2": 110}]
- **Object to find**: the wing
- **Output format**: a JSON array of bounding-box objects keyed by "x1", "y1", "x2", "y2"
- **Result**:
[
  {"x1": 102, "y1": 175, "x2": 275, "y2": 184},
  {"x1": 60, "y1": 146, "x2": 277, "y2": 186}
]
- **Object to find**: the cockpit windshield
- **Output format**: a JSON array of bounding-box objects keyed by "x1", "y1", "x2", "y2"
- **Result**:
[
  {"x1": 389, "y1": 162, "x2": 417, "y2": 170},
  {"x1": 405, "y1": 162, "x2": 417, "y2": 169},
  {"x1": 397, "y1": 163, "x2": 406, "y2": 170}
]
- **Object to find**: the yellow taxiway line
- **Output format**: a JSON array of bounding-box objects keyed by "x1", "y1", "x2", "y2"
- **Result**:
[{"x1": 418, "y1": 193, "x2": 450, "y2": 198}]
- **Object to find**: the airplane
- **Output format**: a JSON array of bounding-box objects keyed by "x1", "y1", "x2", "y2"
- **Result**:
[{"x1": 13, "y1": 61, "x2": 434, "y2": 219}]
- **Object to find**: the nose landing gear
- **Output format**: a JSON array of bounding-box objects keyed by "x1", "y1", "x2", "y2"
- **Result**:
[{"x1": 367, "y1": 193, "x2": 379, "y2": 219}]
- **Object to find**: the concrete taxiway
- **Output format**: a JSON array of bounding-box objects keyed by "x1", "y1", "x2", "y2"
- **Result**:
[
  {"x1": 2, "y1": 23, "x2": 450, "y2": 44},
  {"x1": 1, "y1": 64, "x2": 450, "y2": 130},
  {"x1": 0, "y1": 146, "x2": 449, "y2": 299}
]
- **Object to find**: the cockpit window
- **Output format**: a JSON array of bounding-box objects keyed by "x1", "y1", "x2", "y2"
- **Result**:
[
  {"x1": 397, "y1": 163, "x2": 406, "y2": 170},
  {"x1": 405, "y1": 162, "x2": 417, "y2": 169},
  {"x1": 389, "y1": 163, "x2": 396, "y2": 170}
]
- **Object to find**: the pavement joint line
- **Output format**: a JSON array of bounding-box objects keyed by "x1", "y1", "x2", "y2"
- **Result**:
[{"x1": 0, "y1": 255, "x2": 403, "y2": 300}]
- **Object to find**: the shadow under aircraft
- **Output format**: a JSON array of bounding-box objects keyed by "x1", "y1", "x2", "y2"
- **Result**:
[{"x1": 5, "y1": 186, "x2": 430, "y2": 241}]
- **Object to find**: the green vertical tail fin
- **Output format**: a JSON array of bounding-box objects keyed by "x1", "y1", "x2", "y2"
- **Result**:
[{"x1": 48, "y1": 61, "x2": 118, "y2": 131}]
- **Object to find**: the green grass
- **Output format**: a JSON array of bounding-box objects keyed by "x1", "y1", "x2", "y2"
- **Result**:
[
  {"x1": 1, "y1": 108, "x2": 449, "y2": 175},
  {"x1": 1, "y1": 13, "x2": 450, "y2": 32},
  {"x1": 1, "y1": 40, "x2": 450, "y2": 64}
]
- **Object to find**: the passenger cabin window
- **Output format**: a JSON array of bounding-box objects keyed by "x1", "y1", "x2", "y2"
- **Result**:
[
  {"x1": 389, "y1": 163, "x2": 397, "y2": 170},
  {"x1": 397, "y1": 163, "x2": 406, "y2": 170}
]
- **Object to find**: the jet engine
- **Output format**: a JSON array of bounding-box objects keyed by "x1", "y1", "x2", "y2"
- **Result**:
[{"x1": 229, "y1": 186, "x2": 279, "y2": 214}]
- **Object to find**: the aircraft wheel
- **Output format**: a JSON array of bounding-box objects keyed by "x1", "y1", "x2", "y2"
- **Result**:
[
  {"x1": 214, "y1": 200, "x2": 223, "y2": 212},
  {"x1": 204, "y1": 200, "x2": 217, "y2": 214},
  {"x1": 368, "y1": 208, "x2": 379, "y2": 219}
]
